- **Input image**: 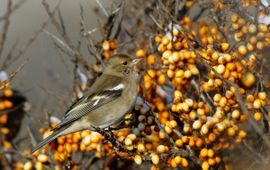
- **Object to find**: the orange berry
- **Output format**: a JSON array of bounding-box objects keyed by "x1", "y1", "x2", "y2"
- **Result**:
[
  {"x1": 184, "y1": 70, "x2": 192, "y2": 79},
  {"x1": 182, "y1": 136, "x2": 189, "y2": 143},
  {"x1": 64, "y1": 143, "x2": 72, "y2": 153},
  {"x1": 157, "y1": 145, "x2": 166, "y2": 153},
  {"x1": 1, "y1": 127, "x2": 9, "y2": 135},
  {"x1": 169, "y1": 120, "x2": 177, "y2": 128},
  {"x1": 188, "y1": 138, "x2": 195, "y2": 147},
  {"x1": 208, "y1": 158, "x2": 215, "y2": 166},
  {"x1": 181, "y1": 158, "x2": 189, "y2": 167},
  {"x1": 200, "y1": 148, "x2": 208, "y2": 158},
  {"x1": 0, "y1": 113, "x2": 8, "y2": 124},
  {"x1": 57, "y1": 136, "x2": 65, "y2": 145},
  {"x1": 174, "y1": 156, "x2": 182, "y2": 164},
  {"x1": 238, "y1": 45, "x2": 247, "y2": 55},
  {"x1": 232, "y1": 110, "x2": 240, "y2": 119},
  {"x1": 176, "y1": 139, "x2": 183, "y2": 147},
  {"x1": 241, "y1": 72, "x2": 256, "y2": 88},
  {"x1": 238, "y1": 130, "x2": 247, "y2": 138},
  {"x1": 207, "y1": 149, "x2": 214, "y2": 158},
  {"x1": 175, "y1": 70, "x2": 184, "y2": 78},
  {"x1": 247, "y1": 43, "x2": 254, "y2": 51},
  {"x1": 109, "y1": 39, "x2": 118, "y2": 49},
  {"x1": 4, "y1": 100, "x2": 13, "y2": 109},
  {"x1": 158, "y1": 74, "x2": 166, "y2": 84},
  {"x1": 208, "y1": 133, "x2": 216, "y2": 142},
  {"x1": 170, "y1": 158, "x2": 177, "y2": 168},
  {"x1": 202, "y1": 161, "x2": 209, "y2": 170},
  {"x1": 3, "y1": 141, "x2": 12, "y2": 149},
  {"x1": 136, "y1": 49, "x2": 146, "y2": 58},
  {"x1": 215, "y1": 156, "x2": 221, "y2": 164},
  {"x1": 258, "y1": 23, "x2": 268, "y2": 33},
  {"x1": 155, "y1": 35, "x2": 162, "y2": 43},
  {"x1": 221, "y1": 43, "x2": 230, "y2": 51},
  {"x1": 147, "y1": 55, "x2": 155, "y2": 65},
  {"x1": 3, "y1": 89, "x2": 13, "y2": 97},
  {"x1": 167, "y1": 69, "x2": 174, "y2": 79},
  {"x1": 246, "y1": 94, "x2": 255, "y2": 102},
  {"x1": 196, "y1": 138, "x2": 203, "y2": 148},
  {"x1": 57, "y1": 145, "x2": 65, "y2": 153},
  {"x1": 227, "y1": 127, "x2": 236, "y2": 136},
  {"x1": 0, "y1": 102, "x2": 5, "y2": 110},
  {"x1": 71, "y1": 143, "x2": 78, "y2": 152},
  {"x1": 254, "y1": 112, "x2": 262, "y2": 121}
]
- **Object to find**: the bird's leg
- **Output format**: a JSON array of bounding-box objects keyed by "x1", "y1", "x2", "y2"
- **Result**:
[{"x1": 91, "y1": 126, "x2": 128, "y2": 152}]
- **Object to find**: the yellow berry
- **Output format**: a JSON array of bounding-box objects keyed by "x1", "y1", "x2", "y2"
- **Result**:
[
  {"x1": 176, "y1": 139, "x2": 183, "y2": 147},
  {"x1": 24, "y1": 161, "x2": 33, "y2": 170},
  {"x1": 253, "y1": 99, "x2": 262, "y2": 109},
  {"x1": 258, "y1": 92, "x2": 267, "y2": 100},
  {"x1": 193, "y1": 120, "x2": 202, "y2": 130},
  {"x1": 181, "y1": 158, "x2": 189, "y2": 167},
  {"x1": 248, "y1": 24, "x2": 257, "y2": 34},
  {"x1": 238, "y1": 45, "x2": 247, "y2": 55},
  {"x1": 200, "y1": 148, "x2": 208, "y2": 158},
  {"x1": 201, "y1": 124, "x2": 209, "y2": 135},
  {"x1": 216, "y1": 64, "x2": 226, "y2": 74},
  {"x1": 37, "y1": 154, "x2": 49, "y2": 163},
  {"x1": 241, "y1": 72, "x2": 256, "y2": 88},
  {"x1": 232, "y1": 110, "x2": 240, "y2": 119},
  {"x1": 157, "y1": 145, "x2": 166, "y2": 153},
  {"x1": 221, "y1": 43, "x2": 230, "y2": 51},
  {"x1": 151, "y1": 154, "x2": 160, "y2": 165},
  {"x1": 227, "y1": 127, "x2": 236, "y2": 136},
  {"x1": 134, "y1": 155, "x2": 143, "y2": 165},
  {"x1": 202, "y1": 161, "x2": 209, "y2": 170},
  {"x1": 207, "y1": 149, "x2": 214, "y2": 158}
]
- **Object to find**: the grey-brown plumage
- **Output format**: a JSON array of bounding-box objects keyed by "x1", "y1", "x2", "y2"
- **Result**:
[{"x1": 32, "y1": 54, "x2": 142, "y2": 153}]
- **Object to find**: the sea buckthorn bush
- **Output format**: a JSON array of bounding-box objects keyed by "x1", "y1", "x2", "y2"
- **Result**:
[{"x1": 1, "y1": 0, "x2": 270, "y2": 170}]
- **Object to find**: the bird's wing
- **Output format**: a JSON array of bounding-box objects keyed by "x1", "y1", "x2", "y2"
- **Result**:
[{"x1": 52, "y1": 74, "x2": 125, "y2": 130}]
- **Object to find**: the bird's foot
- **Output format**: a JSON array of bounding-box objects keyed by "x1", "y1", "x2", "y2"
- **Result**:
[{"x1": 91, "y1": 126, "x2": 128, "y2": 153}]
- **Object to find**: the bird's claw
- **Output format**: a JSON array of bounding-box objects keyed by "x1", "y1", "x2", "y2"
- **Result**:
[{"x1": 90, "y1": 125, "x2": 128, "y2": 152}]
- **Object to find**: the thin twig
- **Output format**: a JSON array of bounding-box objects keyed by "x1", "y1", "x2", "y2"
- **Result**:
[
  {"x1": 95, "y1": 0, "x2": 109, "y2": 17},
  {"x1": 0, "y1": 0, "x2": 12, "y2": 58}
]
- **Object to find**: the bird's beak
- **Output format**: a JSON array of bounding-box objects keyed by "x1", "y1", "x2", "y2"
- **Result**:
[{"x1": 131, "y1": 58, "x2": 143, "y2": 66}]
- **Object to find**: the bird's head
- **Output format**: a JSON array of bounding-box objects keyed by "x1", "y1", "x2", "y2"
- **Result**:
[{"x1": 104, "y1": 54, "x2": 143, "y2": 77}]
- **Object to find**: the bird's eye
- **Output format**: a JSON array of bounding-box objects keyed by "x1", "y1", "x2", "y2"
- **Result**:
[{"x1": 122, "y1": 61, "x2": 128, "y2": 65}]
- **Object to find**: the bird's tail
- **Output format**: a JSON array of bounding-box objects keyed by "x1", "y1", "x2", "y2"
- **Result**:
[{"x1": 31, "y1": 130, "x2": 62, "y2": 153}]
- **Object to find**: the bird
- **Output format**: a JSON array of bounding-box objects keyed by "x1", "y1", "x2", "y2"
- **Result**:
[{"x1": 32, "y1": 54, "x2": 142, "y2": 153}]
